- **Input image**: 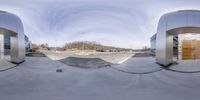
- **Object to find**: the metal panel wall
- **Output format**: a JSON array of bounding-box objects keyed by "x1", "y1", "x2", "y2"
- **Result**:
[
  {"x1": 0, "y1": 11, "x2": 25, "y2": 63},
  {"x1": 156, "y1": 10, "x2": 200, "y2": 66}
]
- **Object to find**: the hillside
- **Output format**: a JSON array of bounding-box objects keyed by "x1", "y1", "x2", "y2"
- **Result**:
[{"x1": 63, "y1": 41, "x2": 133, "y2": 52}]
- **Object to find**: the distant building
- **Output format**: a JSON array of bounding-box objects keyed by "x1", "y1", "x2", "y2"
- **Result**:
[
  {"x1": 150, "y1": 34, "x2": 156, "y2": 56},
  {"x1": 25, "y1": 35, "x2": 32, "y2": 52}
]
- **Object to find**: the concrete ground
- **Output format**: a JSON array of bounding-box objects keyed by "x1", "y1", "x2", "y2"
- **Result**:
[
  {"x1": 0, "y1": 60, "x2": 16, "y2": 71},
  {"x1": 169, "y1": 59, "x2": 200, "y2": 72},
  {"x1": 0, "y1": 57, "x2": 200, "y2": 100}
]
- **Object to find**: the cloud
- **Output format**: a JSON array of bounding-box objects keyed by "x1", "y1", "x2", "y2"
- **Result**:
[{"x1": 0, "y1": 0, "x2": 200, "y2": 48}]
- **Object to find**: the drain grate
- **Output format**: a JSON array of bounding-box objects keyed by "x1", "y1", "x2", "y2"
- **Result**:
[{"x1": 56, "y1": 69, "x2": 63, "y2": 72}]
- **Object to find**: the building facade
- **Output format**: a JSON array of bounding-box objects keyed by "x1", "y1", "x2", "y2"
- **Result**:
[
  {"x1": 151, "y1": 33, "x2": 178, "y2": 59},
  {"x1": 0, "y1": 10, "x2": 25, "y2": 63},
  {"x1": 3, "y1": 35, "x2": 32, "y2": 55},
  {"x1": 155, "y1": 10, "x2": 200, "y2": 66}
]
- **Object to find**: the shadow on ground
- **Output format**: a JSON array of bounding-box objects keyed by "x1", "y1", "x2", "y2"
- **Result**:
[
  {"x1": 133, "y1": 53, "x2": 153, "y2": 57},
  {"x1": 26, "y1": 52, "x2": 46, "y2": 57},
  {"x1": 59, "y1": 57, "x2": 112, "y2": 69}
]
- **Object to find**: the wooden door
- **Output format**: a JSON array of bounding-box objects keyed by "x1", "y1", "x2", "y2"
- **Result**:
[
  {"x1": 195, "y1": 40, "x2": 200, "y2": 59},
  {"x1": 182, "y1": 40, "x2": 195, "y2": 60}
]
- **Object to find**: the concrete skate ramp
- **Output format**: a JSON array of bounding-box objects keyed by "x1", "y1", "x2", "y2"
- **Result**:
[
  {"x1": 59, "y1": 57, "x2": 112, "y2": 69},
  {"x1": 0, "y1": 60, "x2": 16, "y2": 71},
  {"x1": 111, "y1": 57, "x2": 162, "y2": 74}
]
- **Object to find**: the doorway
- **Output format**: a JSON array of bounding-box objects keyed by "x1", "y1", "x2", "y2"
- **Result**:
[{"x1": 0, "y1": 34, "x2": 11, "y2": 61}]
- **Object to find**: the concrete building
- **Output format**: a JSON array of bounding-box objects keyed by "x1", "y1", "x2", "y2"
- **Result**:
[
  {"x1": 150, "y1": 34, "x2": 156, "y2": 55},
  {"x1": 25, "y1": 35, "x2": 32, "y2": 52},
  {"x1": 155, "y1": 10, "x2": 200, "y2": 66},
  {"x1": 0, "y1": 10, "x2": 25, "y2": 63}
]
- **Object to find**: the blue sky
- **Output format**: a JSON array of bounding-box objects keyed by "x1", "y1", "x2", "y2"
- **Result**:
[{"x1": 0, "y1": 0, "x2": 200, "y2": 49}]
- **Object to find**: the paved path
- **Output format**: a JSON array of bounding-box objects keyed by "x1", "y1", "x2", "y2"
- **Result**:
[{"x1": 0, "y1": 57, "x2": 200, "y2": 100}]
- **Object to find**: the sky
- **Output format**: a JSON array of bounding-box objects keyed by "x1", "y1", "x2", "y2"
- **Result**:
[{"x1": 1, "y1": 0, "x2": 200, "y2": 49}]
